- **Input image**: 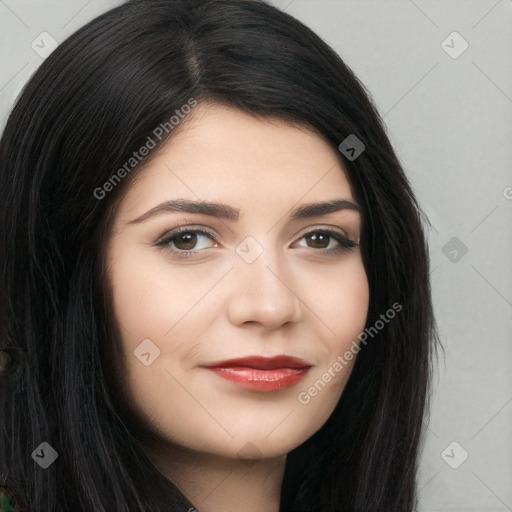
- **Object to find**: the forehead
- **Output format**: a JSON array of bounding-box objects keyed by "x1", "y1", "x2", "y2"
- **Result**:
[{"x1": 115, "y1": 102, "x2": 356, "y2": 219}]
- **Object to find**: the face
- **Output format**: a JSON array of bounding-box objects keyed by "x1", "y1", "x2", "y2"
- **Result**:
[{"x1": 105, "y1": 102, "x2": 369, "y2": 463}]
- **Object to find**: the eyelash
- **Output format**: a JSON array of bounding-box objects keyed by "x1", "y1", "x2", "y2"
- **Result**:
[{"x1": 154, "y1": 225, "x2": 358, "y2": 260}]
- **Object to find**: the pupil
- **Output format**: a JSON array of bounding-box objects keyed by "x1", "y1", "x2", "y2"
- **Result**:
[
  {"x1": 308, "y1": 233, "x2": 328, "y2": 248},
  {"x1": 176, "y1": 232, "x2": 196, "y2": 250}
]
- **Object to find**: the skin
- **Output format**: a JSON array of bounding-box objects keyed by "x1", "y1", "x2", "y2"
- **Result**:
[{"x1": 105, "y1": 102, "x2": 369, "y2": 512}]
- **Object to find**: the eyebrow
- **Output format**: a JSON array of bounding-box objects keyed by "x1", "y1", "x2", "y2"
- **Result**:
[{"x1": 126, "y1": 198, "x2": 361, "y2": 225}]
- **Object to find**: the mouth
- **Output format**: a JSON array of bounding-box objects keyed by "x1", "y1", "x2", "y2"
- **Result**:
[{"x1": 201, "y1": 355, "x2": 313, "y2": 392}]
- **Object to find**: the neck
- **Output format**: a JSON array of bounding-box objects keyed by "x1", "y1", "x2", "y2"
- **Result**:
[{"x1": 146, "y1": 442, "x2": 286, "y2": 512}]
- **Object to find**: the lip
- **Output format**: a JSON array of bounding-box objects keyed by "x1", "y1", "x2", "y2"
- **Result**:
[{"x1": 202, "y1": 355, "x2": 312, "y2": 392}]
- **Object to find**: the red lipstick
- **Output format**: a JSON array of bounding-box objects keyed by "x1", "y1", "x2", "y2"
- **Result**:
[{"x1": 202, "y1": 355, "x2": 312, "y2": 392}]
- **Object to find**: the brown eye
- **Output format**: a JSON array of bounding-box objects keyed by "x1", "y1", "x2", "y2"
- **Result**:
[
  {"x1": 155, "y1": 227, "x2": 218, "y2": 256},
  {"x1": 173, "y1": 232, "x2": 199, "y2": 250},
  {"x1": 295, "y1": 229, "x2": 357, "y2": 252},
  {"x1": 304, "y1": 232, "x2": 330, "y2": 249}
]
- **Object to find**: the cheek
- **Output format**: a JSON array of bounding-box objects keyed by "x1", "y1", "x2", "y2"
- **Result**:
[
  {"x1": 106, "y1": 247, "x2": 207, "y2": 437},
  {"x1": 107, "y1": 242, "x2": 210, "y2": 343},
  {"x1": 302, "y1": 258, "x2": 369, "y2": 400},
  {"x1": 106, "y1": 242, "x2": 218, "y2": 395},
  {"x1": 305, "y1": 256, "x2": 369, "y2": 344}
]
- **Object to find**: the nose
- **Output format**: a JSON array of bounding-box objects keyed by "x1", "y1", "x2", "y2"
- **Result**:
[{"x1": 226, "y1": 245, "x2": 303, "y2": 329}]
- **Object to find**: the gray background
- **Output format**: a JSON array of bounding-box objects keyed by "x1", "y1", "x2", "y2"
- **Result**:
[{"x1": 1, "y1": 1, "x2": 511, "y2": 510}]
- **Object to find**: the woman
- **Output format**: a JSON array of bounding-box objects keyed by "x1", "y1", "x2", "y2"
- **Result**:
[{"x1": 0, "y1": 0, "x2": 441, "y2": 510}]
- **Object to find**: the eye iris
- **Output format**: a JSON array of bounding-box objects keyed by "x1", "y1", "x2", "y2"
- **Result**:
[
  {"x1": 307, "y1": 232, "x2": 329, "y2": 249},
  {"x1": 174, "y1": 232, "x2": 197, "y2": 250}
]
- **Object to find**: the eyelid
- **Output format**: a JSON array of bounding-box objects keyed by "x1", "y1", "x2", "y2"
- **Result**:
[
  {"x1": 154, "y1": 224, "x2": 216, "y2": 246},
  {"x1": 155, "y1": 223, "x2": 356, "y2": 243},
  {"x1": 294, "y1": 223, "x2": 350, "y2": 239}
]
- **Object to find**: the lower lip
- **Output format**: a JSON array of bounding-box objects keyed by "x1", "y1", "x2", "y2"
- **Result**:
[{"x1": 206, "y1": 366, "x2": 310, "y2": 392}]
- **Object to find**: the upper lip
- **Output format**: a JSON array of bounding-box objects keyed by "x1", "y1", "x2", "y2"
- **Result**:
[{"x1": 202, "y1": 355, "x2": 312, "y2": 370}]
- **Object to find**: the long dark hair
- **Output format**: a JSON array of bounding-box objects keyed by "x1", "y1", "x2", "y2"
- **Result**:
[{"x1": 0, "y1": 0, "x2": 441, "y2": 510}]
